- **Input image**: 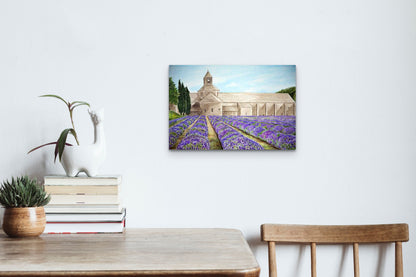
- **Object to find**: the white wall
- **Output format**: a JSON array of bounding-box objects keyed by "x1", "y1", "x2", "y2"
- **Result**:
[{"x1": 1, "y1": 0, "x2": 415, "y2": 276}]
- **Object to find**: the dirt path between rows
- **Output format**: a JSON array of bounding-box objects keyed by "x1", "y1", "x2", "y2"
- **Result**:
[{"x1": 206, "y1": 116, "x2": 222, "y2": 150}]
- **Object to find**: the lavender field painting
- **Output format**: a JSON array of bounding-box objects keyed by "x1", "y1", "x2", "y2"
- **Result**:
[{"x1": 169, "y1": 65, "x2": 296, "y2": 150}]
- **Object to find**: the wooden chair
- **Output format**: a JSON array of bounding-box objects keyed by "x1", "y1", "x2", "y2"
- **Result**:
[{"x1": 261, "y1": 224, "x2": 409, "y2": 277}]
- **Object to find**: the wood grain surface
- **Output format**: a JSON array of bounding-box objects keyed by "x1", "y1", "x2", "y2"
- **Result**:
[
  {"x1": 0, "y1": 228, "x2": 260, "y2": 277},
  {"x1": 261, "y1": 223, "x2": 409, "y2": 243}
]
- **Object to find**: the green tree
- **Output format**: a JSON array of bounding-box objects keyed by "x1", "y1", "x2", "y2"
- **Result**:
[
  {"x1": 169, "y1": 77, "x2": 179, "y2": 105},
  {"x1": 178, "y1": 80, "x2": 185, "y2": 115},
  {"x1": 185, "y1": 86, "x2": 191, "y2": 115},
  {"x1": 276, "y1": 86, "x2": 296, "y2": 101}
]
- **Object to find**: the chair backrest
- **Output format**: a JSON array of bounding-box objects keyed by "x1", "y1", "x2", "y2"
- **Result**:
[{"x1": 261, "y1": 224, "x2": 409, "y2": 277}]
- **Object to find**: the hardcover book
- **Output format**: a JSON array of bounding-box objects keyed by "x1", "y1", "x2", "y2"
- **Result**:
[
  {"x1": 48, "y1": 195, "x2": 120, "y2": 205},
  {"x1": 44, "y1": 218, "x2": 126, "y2": 234},
  {"x1": 46, "y1": 208, "x2": 126, "y2": 222},
  {"x1": 45, "y1": 204, "x2": 122, "y2": 213}
]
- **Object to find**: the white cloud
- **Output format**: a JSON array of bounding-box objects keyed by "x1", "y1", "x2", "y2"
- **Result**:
[
  {"x1": 245, "y1": 87, "x2": 258, "y2": 92},
  {"x1": 251, "y1": 73, "x2": 275, "y2": 84},
  {"x1": 213, "y1": 77, "x2": 228, "y2": 84},
  {"x1": 225, "y1": 82, "x2": 238, "y2": 88}
]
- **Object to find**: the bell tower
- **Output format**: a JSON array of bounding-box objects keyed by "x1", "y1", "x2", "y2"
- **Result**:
[
  {"x1": 197, "y1": 70, "x2": 220, "y2": 100},
  {"x1": 204, "y1": 70, "x2": 213, "y2": 85}
]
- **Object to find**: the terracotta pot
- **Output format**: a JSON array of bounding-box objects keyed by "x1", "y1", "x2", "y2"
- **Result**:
[{"x1": 2, "y1": 207, "x2": 46, "y2": 237}]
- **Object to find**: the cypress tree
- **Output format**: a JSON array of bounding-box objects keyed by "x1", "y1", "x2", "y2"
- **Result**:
[
  {"x1": 178, "y1": 80, "x2": 184, "y2": 115},
  {"x1": 185, "y1": 86, "x2": 191, "y2": 115}
]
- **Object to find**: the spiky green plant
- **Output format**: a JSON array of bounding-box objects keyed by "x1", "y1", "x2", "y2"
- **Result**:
[{"x1": 0, "y1": 176, "x2": 51, "y2": 207}]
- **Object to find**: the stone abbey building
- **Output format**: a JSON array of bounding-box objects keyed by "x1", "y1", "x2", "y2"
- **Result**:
[{"x1": 187, "y1": 71, "x2": 296, "y2": 116}]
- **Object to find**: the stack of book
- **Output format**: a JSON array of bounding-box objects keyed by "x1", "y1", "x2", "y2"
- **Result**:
[{"x1": 43, "y1": 175, "x2": 125, "y2": 234}]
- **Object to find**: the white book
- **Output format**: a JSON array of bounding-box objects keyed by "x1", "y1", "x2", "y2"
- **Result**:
[
  {"x1": 48, "y1": 195, "x2": 120, "y2": 205},
  {"x1": 44, "y1": 185, "x2": 120, "y2": 195},
  {"x1": 45, "y1": 204, "x2": 122, "y2": 213},
  {"x1": 44, "y1": 175, "x2": 122, "y2": 186},
  {"x1": 44, "y1": 219, "x2": 125, "y2": 234},
  {"x1": 46, "y1": 208, "x2": 126, "y2": 222}
]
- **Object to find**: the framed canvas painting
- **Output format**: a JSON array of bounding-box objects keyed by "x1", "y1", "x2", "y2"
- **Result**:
[{"x1": 169, "y1": 65, "x2": 296, "y2": 150}]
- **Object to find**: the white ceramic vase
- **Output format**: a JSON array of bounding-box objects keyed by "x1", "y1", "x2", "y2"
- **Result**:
[{"x1": 60, "y1": 109, "x2": 106, "y2": 177}]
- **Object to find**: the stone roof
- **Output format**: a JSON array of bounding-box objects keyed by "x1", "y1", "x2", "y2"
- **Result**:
[
  {"x1": 190, "y1": 93, "x2": 198, "y2": 103},
  {"x1": 218, "y1": 93, "x2": 294, "y2": 103},
  {"x1": 200, "y1": 94, "x2": 222, "y2": 103},
  {"x1": 198, "y1": 84, "x2": 220, "y2": 93},
  {"x1": 204, "y1": 71, "x2": 212, "y2": 78},
  {"x1": 190, "y1": 92, "x2": 295, "y2": 105},
  {"x1": 190, "y1": 93, "x2": 198, "y2": 100}
]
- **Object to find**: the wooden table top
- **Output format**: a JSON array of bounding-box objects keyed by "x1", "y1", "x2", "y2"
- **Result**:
[{"x1": 0, "y1": 228, "x2": 260, "y2": 277}]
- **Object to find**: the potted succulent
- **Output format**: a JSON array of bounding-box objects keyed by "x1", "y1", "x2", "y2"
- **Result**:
[{"x1": 0, "y1": 176, "x2": 51, "y2": 237}]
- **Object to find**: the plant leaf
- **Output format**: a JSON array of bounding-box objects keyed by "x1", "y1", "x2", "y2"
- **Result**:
[
  {"x1": 55, "y1": 128, "x2": 78, "y2": 162},
  {"x1": 39, "y1": 94, "x2": 69, "y2": 106},
  {"x1": 71, "y1": 101, "x2": 90, "y2": 108},
  {"x1": 55, "y1": 129, "x2": 71, "y2": 162},
  {"x1": 28, "y1": 142, "x2": 73, "y2": 154},
  {"x1": 28, "y1": 142, "x2": 56, "y2": 154},
  {"x1": 69, "y1": 129, "x2": 79, "y2": 147},
  {"x1": 70, "y1": 103, "x2": 90, "y2": 111}
]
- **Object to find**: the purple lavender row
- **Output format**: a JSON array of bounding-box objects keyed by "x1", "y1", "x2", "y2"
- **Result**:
[
  {"x1": 239, "y1": 116, "x2": 296, "y2": 127},
  {"x1": 169, "y1": 117, "x2": 187, "y2": 127},
  {"x1": 209, "y1": 116, "x2": 263, "y2": 150},
  {"x1": 220, "y1": 116, "x2": 296, "y2": 137},
  {"x1": 222, "y1": 116, "x2": 295, "y2": 129},
  {"x1": 219, "y1": 116, "x2": 295, "y2": 150},
  {"x1": 169, "y1": 116, "x2": 199, "y2": 148},
  {"x1": 177, "y1": 116, "x2": 210, "y2": 150}
]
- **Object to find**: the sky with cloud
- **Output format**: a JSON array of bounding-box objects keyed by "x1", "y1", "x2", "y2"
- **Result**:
[{"x1": 169, "y1": 65, "x2": 296, "y2": 93}]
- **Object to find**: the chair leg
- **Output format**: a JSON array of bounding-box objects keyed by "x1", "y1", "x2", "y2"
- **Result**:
[
  {"x1": 268, "y1": 241, "x2": 277, "y2": 277},
  {"x1": 353, "y1": 243, "x2": 360, "y2": 277},
  {"x1": 395, "y1": 242, "x2": 403, "y2": 277},
  {"x1": 310, "y1": 242, "x2": 317, "y2": 277}
]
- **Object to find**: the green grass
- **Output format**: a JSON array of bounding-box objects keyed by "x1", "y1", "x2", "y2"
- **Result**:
[{"x1": 169, "y1": 111, "x2": 182, "y2": 120}]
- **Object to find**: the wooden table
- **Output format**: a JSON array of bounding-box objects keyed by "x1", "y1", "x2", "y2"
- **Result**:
[{"x1": 0, "y1": 228, "x2": 260, "y2": 277}]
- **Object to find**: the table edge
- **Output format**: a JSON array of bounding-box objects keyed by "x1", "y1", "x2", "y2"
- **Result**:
[
  {"x1": 0, "y1": 228, "x2": 260, "y2": 277},
  {"x1": 0, "y1": 267, "x2": 261, "y2": 277}
]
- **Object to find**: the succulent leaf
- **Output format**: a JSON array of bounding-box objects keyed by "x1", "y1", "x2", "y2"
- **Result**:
[{"x1": 0, "y1": 176, "x2": 50, "y2": 207}]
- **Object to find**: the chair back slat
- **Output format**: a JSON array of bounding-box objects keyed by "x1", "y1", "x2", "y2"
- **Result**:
[{"x1": 261, "y1": 224, "x2": 409, "y2": 243}]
